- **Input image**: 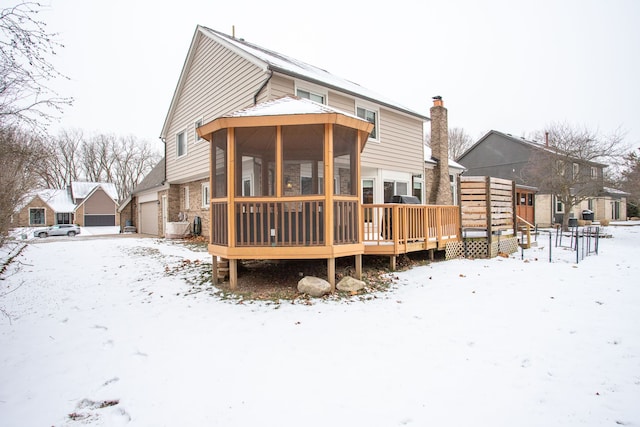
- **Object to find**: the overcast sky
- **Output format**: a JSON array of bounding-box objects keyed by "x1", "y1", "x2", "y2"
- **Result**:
[{"x1": 29, "y1": 0, "x2": 640, "y2": 152}]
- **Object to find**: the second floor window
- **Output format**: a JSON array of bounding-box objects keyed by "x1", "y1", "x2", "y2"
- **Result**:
[
  {"x1": 591, "y1": 166, "x2": 598, "y2": 179},
  {"x1": 357, "y1": 106, "x2": 378, "y2": 140},
  {"x1": 194, "y1": 118, "x2": 204, "y2": 143},
  {"x1": 176, "y1": 131, "x2": 187, "y2": 157},
  {"x1": 296, "y1": 89, "x2": 325, "y2": 104},
  {"x1": 572, "y1": 163, "x2": 579, "y2": 179}
]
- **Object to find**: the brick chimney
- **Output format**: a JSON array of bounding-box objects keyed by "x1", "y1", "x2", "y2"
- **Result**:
[{"x1": 428, "y1": 96, "x2": 452, "y2": 205}]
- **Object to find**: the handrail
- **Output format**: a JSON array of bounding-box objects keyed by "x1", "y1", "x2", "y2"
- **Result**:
[{"x1": 516, "y1": 215, "x2": 535, "y2": 228}]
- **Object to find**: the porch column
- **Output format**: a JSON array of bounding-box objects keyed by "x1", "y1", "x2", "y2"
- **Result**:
[
  {"x1": 211, "y1": 255, "x2": 218, "y2": 285},
  {"x1": 355, "y1": 254, "x2": 362, "y2": 280},
  {"x1": 229, "y1": 259, "x2": 238, "y2": 290}
]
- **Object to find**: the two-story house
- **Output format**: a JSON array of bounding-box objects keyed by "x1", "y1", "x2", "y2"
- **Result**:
[
  {"x1": 125, "y1": 25, "x2": 454, "y2": 238},
  {"x1": 457, "y1": 130, "x2": 627, "y2": 226}
]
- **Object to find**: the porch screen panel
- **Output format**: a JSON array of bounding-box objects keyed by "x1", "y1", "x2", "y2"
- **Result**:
[
  {"x1": 235, "y1": 127, "x2": 276, "y2": 197},
  {"x1": 333, "y1": 125, "x2": 357, "y2": 196},
  {"x1": 282, "y1": 124, "x2": 324, "y2": 196},
  {"x1": 212, "y1": 129, "x2": 227, "y2": 198}
]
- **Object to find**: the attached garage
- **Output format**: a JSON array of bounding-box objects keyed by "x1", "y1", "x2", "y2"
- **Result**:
[
  {"x1": 84, "y1": 214, "x2": 116, "y2": 226},
  {"x1": 139, "y1": 201, "x2": 159, "y2": 235},
  {"x1": 76, "y1": 187, "x2": 118, "y2": 227}
]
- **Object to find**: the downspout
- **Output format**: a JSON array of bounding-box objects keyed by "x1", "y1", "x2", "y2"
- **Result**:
[{"x1": 254, "y1": 69, "x2": 273, "y2": 105}]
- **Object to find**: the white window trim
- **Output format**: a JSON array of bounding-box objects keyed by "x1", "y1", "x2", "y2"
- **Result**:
[
  {"x1": 201, "y1": 183, "x2": 210, "y2": 209},
  {"x1": 294, "y1": 81, "x2": 328, "y2": 104},
  {"x1": 176, "y1": 129, "x2": 187, "y2": 158},
  {"x1": 355, "y1": 102, "x2": 380, "y2": 142},
  {"x1": 183, "y1": 186, "x2": 190, "y2": 210},
  {"x1": 194, "y1": 117, "x2": 204, "y2": 143}
]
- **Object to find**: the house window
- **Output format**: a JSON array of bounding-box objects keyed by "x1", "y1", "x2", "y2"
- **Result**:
[
  {"x1": 588, "y1": 198, "x2": 594, "y2": 211},
  {"x1": 555, "y1": 198, "x2": 564, "y2": 214},
  {"x1": 357, "y1": 106, "x2": 378, "y2": 140},
  {"x1": 383, "y1": 180, "x2": 409, "y2": 202},
  {"x1": 29, "y1": 208, "x2": 45, "y2": 225},
  {"x1": 176, "y1": 130, "x2": 187, "y2": 158},
  {"x1": 183, "y1": 186, "x2": 190, "y2": 210},
  {"x1": 194, "y1": 118, "x2": 204, "y2": 143},
  {"x1": 591, "y1": 167, "x2": 598, "y2": 179},
  {"x1": 201, "y1": 183, "x2": 210, "y2": 209},
  {"x1": 413, "y1": 180, "x2": 423, "y2": 203},
  {"x1": 572, "y1": 163, "x2": 579, "y2": 179},
  {"x1": 362, "y1": 179, "x2": 374, "y2": 204},
  {"x1": 296, "y1": 89, "x2": 325, "y2": 104},
  {"x1": 56, "y1": 212, "x2": 71, "y2": 224}
]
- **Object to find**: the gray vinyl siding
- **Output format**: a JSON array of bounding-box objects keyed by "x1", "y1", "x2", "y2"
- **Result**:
[
  {"x1": 165, "y1": 33, "x2": 269, "y2": 183},
  {"x1": 360, "y1": 108, "x2": 424, "y2": 174},
  {"x1": 327, "y1": 91, "x2": 353, "y2": 113},
  {"x1": 269, "y1": 74, "x2": 294, "y2": 99}
]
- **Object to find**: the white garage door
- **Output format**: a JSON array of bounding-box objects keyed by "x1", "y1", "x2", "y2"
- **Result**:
[{"x1": 139, "y1": 201, "x2": 159, "y2": 235}]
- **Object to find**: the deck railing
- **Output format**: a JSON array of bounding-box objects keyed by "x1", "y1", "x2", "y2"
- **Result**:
[
  {"x1": 362, "y1": 204, "x2": 460, "y2": 252},
  {"x1": 211, "y1": 201, "x2": 460, "y2": 254}
]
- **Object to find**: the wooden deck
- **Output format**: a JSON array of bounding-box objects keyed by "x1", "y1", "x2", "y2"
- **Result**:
[{"x1": 362, "y1": 204, "x2": 460, "y2": 257}]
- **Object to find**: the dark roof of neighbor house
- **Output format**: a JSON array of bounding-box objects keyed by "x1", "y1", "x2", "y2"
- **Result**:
[
  {"x1": 132, "y1": 158, "x2": 166, "y2": 195},
  {"x1": 460, "y1": 130, "x2": 607, "y2": 168}
]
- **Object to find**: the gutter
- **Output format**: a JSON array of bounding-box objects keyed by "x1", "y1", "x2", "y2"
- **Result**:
[{"x1": 254, "y1": 69, "x2": 273, "y2": 105}]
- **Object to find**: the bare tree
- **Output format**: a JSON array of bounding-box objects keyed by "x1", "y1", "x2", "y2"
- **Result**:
[
  {"x1": 36, "y1": 128, "x2": 83, "y2": 188},
  {"x1": 619, "y1": 148, "x2": 640, "y2": 217},
  {"x1": 425, "y1": 126, "x2": 473, "y2": 160},
  {"x1": 111, "y1": 135, "x2": 161, "y2": 201},
  {"x1": 33, "y1": 129, "x2": 161, "y2": 201},
  {"x1": 0, "y1": 2, "x2": 72, "y2": 132},
  {"x1": 0, "y1": 126, "x2": 44, "y2": 244},
  {"x1": 448, "y1": 127, "x2": 473, "y2": 160},
  {"x1": 523, "y1": 122, "x2": 627, "y2": 230}
]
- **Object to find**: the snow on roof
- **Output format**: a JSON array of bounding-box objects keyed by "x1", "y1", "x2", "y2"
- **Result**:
[
  {"x1": 223, "y1": 95, "x2": 365, "y2": 120},
  {"x1": 71, "y1": 182, "x2": 118, "y2": 201},
  {"x1": 36, "y1": 189, "x2": 76, "y2": 213},
  {"x1": 603, "y1": 187, "x2": 630, "y2": 196},
  {"x1": 200, "y1": 27, "x2": 427, "y2": 120},
  {"x1": 424, "y1": 145, "x2": 466, "y2": 170}
]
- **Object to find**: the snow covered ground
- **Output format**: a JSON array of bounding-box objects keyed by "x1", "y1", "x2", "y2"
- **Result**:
[{"x1": 1, "y1": 224, "x2": 639, "y2": 426}]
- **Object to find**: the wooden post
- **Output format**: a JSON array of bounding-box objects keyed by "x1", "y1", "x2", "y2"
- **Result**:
[
  {"x1": 229, "y1": 259, "x2": 238, "y2": 290},
  {"x1": 485, "y1": 176, "x2": 492, "y2": 256},
  {"x1": 390, "y1": 255, "x2": 396, "y2": 270},
  {"x1": 211, "y1": 255, "x2": 218, "y2": 285},
  {"x1": 355, "y1": 254, "x2": 362, "y2": 280},
  {"x1": 327, "y1": 257, "x2": 335, "y2": 291}
]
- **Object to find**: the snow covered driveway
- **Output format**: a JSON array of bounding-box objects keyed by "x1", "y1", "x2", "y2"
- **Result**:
[{"x1": 1, "y1": 228, "x2": 639, "y2": 426}]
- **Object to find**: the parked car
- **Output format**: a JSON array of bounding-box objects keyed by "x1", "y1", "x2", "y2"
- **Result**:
[{"x1": 34, "y1": 224, "x2": 81, "y2": 238}]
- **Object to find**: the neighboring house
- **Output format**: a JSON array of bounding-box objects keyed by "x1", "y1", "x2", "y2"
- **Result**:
[
  {"x1": 70, "y1": 182, "x2": 120, "y2": 227},
  {"x1": 13, "y1": 182, "x2": 119, "y2": 228},
  {"x1": 128, "y1": 25, "x2": 442, "y2": 237},
  {"x1": 14, "y1": 189, "x2": 76, "y2": 227},
  {"x1": 457, "y1": 130, "x2": 627, "y2": 226},
  {"x1": 119, "y1": 159, "x2": 169, "y2": 235}
]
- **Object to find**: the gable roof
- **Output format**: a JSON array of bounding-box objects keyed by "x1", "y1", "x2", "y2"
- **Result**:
[
  {"x1": 16, "y1": 189, "x2": 76, "y2": 214},
  {"x1": 132, "y1": 158, "x2": 166, "y2": 194},
  {"x1": 459, "y1": 130, "x2": 607, "y2": 168},
  {"x1": 162, "y1": 26, "x2": 427, "y2": 137},
  {"x1": 71, "y1": 182, "x2": 119, "y2": 201}
]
